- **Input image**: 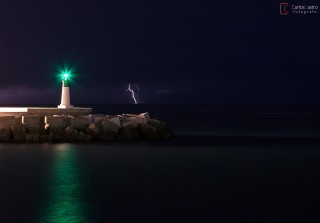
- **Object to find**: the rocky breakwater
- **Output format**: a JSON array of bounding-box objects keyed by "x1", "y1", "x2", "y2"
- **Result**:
[{"x1": 0, "y1": 112, "x2": 173, "y2": 143}]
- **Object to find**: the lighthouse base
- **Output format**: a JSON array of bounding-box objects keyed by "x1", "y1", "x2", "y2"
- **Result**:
[{"x1": 58, "y1": 105, "x2": 74, "y2": 109}]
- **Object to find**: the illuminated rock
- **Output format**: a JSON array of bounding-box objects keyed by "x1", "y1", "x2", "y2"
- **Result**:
[
  {"x1": 102, "y1": 117, "x2": 121, "y2": 133},
  {"x1": 133, "y1": 116, "x2": 146, "y2": 126},
  {"x1": 139, "y1": 112, "x2": 150, "y2": 123},
  {"x1": 126, "y1": 113, "x2": 150, "y2": 127}
]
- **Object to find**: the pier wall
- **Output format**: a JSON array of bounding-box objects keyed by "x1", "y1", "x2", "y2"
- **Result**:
[
  {"x1": 0, "y1": 112, "x2": 173, "y2": 143},
  {"x1": 0, "y1": 107, "x2": 92, "y2": 117}
]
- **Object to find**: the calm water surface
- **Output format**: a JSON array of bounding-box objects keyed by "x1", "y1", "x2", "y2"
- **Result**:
[{"x1": 1, "y1": 139, "x2": 320, "y2": 223}]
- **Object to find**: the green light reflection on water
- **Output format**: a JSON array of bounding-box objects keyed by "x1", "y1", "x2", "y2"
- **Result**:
[{"x1": 39, "y1": 145, "x2": 89, "y2": 223}]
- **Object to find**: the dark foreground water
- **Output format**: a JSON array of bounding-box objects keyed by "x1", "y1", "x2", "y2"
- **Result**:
[{"x1": 1, "y1": 139, "x2": 320, "y2": 223}]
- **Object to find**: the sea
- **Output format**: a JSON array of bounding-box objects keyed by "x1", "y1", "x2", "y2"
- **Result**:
[{"x1": 1, "y1": 104, "x2": 320, "y2": 223}]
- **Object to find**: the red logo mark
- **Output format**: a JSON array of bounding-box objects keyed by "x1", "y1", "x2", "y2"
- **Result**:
[{"x1": 280, "y1": 3, "x2": 290, "y2": 15}]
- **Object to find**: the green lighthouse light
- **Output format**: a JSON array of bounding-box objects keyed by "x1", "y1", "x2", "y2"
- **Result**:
[
  {"x1": 60, "y1": 71, "x2": 71, "y2": 87},
  {"x1": 62, "y1": 72, "x2": 70, "y2": 80},
  {"x1": 63, "y1": 73, "x2": 69, "y2": 79}
]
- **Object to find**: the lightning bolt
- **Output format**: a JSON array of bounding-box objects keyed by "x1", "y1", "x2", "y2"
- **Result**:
[{"x1": 127, "y1": 83, "x2": 137, "y2": 104}]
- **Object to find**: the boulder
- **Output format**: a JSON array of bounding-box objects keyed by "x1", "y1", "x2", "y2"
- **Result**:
[
  {"x1": 25, "y1": 134, "x2": 33, "y2": 143},
  {"x1": 38, "y1": 126, "x2": 49, "y2": 135},
  {"x1": 29, "y1": 128, "x2": 48, "y2": 138},
  {"x1": 25, "y1": 133, "x2": 40, "y2": 143},
  {"x1": 53, "y1": 135, "x2": 64, "y2": 142},
  {"x1": 139, "y1": 123, "x2": 158, "y2": 133},
  {"x1": 40, "y1": 135, "x2": 54, "y2": 143},
  {"x1": 15, "y1": 117, "x2": 22, "y2": 125},
  {"x1": 99, "y1": 131, "x2": 116, "y2": 142},
  {"x1": 45, "y1": 116, "x2": 67, "y2": 129},
  {"x1": 69, "y1": 116, "x2": 91, "y2": 131},
  {"x1": 0, "y1": 128, "x2": 11, "y2": 142},
  {"x1": 64, "y1": 127, "x2": 78, "y2": 142},
  {"x1": 28, "y1": 129, "x2": 40, "y2": 134},
  {"x1": 32, "y1": 133, "x2": 40, "y2": 142},
  {"x1": 139, "y1": 112, "x2": 150, "y2": 123},
  {"x1": 12, "y1": 125, "x2": 26, "y2": 142},
  {"x1": 22, "y1": 115, "x2": 41, "y2": 129},
  {"x1": 82, "y1": 115, "x2": 93, "y2": 124},
  {"x1": 123, "y1": 114, "x2": 137, "y2": 117},
  {"x1": 139, "y1": 124, "x2": 159, "y2": 140},
  {"x1": 0, "y1": 116, "x2": 16, "y2": 129},
  {"x1": 143, "y1": 132, "x2": 160, "y2": 140},
  {"x1": 87, "y1": 123, "x2": 100, "y2": 136},
  {"x1": 90, "y1": 114, "x2": 105, "y2": 125},
  {"x1": 149, "y1": 119, "x2": 164, "y2": 127},
  {"x1": 102, "y1": 117, "x2": 121, "y2": 133},
  {"x1": 50, "y1": 128, "x2": 65, "y2": 142},
  {"x1": 77, "y1": 131, "x2": 92, "y2": 142},
  {"x1": 120, "y1": 126, "x2": 140, "y2": 141},
  {"x1": 121, "y1": 119, "x2": 135, "y2": 128},
  {"x1": 133, "y1": 116, "x2": 146, "y2": 126},
  {"x1": 108, "y1": 117, "x2": 121, "y2": 127},
  {"x1": 158, "y1": 127, "x2": 174, "y2": 140}
]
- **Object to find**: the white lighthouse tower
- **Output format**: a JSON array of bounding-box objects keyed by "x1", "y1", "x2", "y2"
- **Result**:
[{"x1": 58, "y1": 73, "x2": 73, "y2": 109}]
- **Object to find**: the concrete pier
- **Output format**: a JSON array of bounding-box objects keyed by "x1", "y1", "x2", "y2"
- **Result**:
[{"x1": 0, "y1": 107, "x2": 92, "y2": 117}]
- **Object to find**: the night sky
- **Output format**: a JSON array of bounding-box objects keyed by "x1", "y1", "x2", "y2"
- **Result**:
[{"x1": 0, "y1": 1, "x2": 319, "y2": 104}]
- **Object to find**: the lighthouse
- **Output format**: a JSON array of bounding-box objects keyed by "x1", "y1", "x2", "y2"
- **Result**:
[{"x1": 58, "y1": 73, "x2": 73, "y2": 109}]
